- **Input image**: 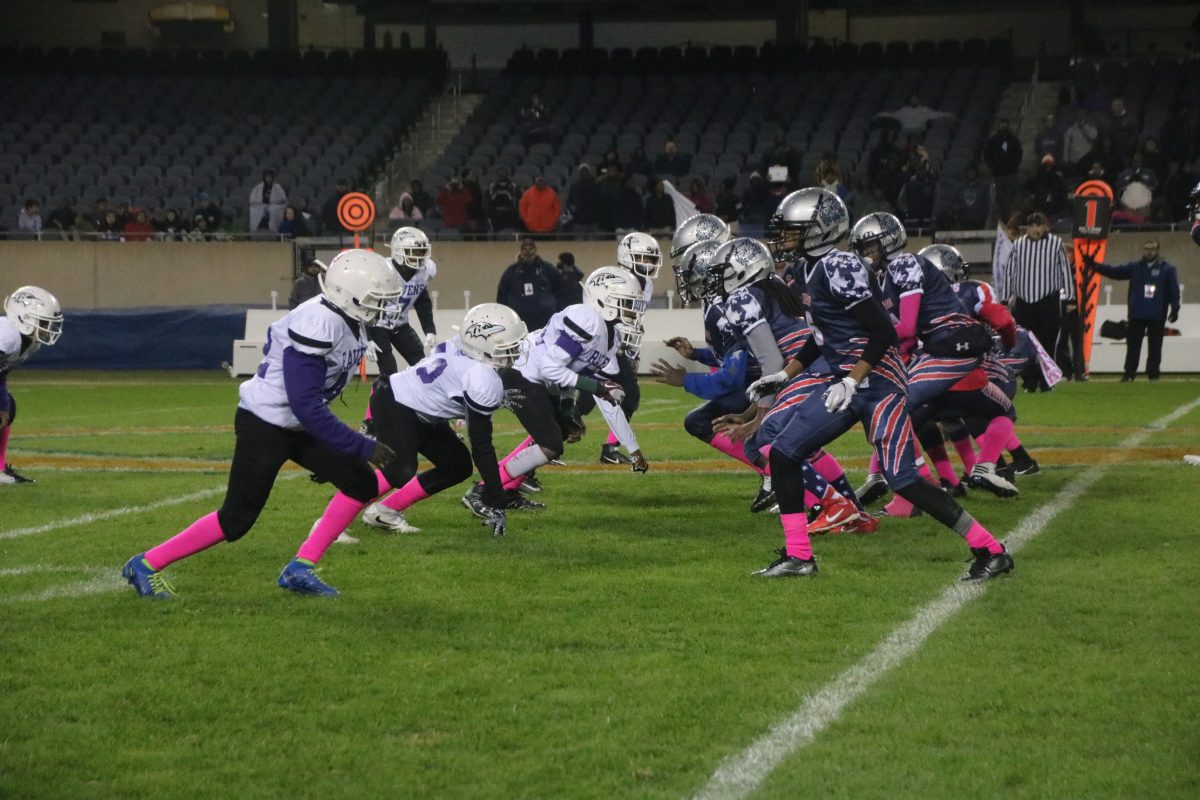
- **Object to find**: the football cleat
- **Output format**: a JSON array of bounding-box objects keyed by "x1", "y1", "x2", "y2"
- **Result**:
[
  {"x1": 334, "y1": 531, "x2": 360, "y2": 544},
  {"x1": 752, "y1": 548, "x2": 819, "y2": 577},
  {"x1": 835, "y1": 514, "x2": 879, "y2": 534},
  {"x1": 856, "y1": 472, "x2": 888, "y2": 505},
  {"x1": 968, "y1": 462, "x2": 1020, "y2": 497},
  {"x1": 121, "y1": 554, "x2": 175, "y2": 599},
  {"x1": 504, "y1": 490, "x2": 545, "y2": 511},
  {"x1": 750, "y1": 474, "x2": 776, "y2": 513},
  {"x1": 808, "y1": 496, "x2": 860, "y2": 534},
  {"x1": 1013, "y1": 459, "x2": 1041, "y2": 477},
  {"x1": 0, "y1": 464, "x2": 34, "y2": 484},
  {"x1": 961, "y1": 545, "x2": 1015, "y2": 582},
  {"x1": 941, "y1": 478, "x2": 968, "y2": 497},
  {"x1": 461, "y1": 482, "x2": 493, "y2": 519},
  {"x1": 359, "y1": 418, "x2": 376, "y2": 438},
  {"x1": 518, "y1": 473, "x2": 544, "y2": 494},
  {"x1": 277, "y1": 559, "x2": 339, "y2": 596},
  {"x1": 599, "y1": 444, "x2": 632, "y2": 465},
  {"x1": 362, "y1": 503, "x2": 421, "y2": 533}
]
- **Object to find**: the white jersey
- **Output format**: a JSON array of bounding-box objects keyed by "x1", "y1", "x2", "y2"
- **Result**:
[
  {"x1": 634, "y1": 274, "x2": 654, "y2": 318},
  {"x1": 389, "y1": 338, "x2": 503, "y2": 421},
  {"x1": 0, "y1": 317, "x2": 39, "y2": 376},
  {"x1": 238, "y1": 296, "x2": 368, "y2": 429},
  {"x1": 515, "y1": 303, "x2": 618, "y2": 389},
  {"x1": 378, "y1": 257, "x2": 436, "y2": 330}
]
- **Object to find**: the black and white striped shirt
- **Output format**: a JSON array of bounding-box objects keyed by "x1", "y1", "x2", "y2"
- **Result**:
[{"x1": 997, "y1": 232, "x2": 1074, "y2": 303}]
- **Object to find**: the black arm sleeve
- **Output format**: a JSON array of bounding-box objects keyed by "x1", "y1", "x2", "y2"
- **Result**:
[
  {"x1": 466, "y1": 409, "x2": 505, "y2": 507},
  {"x1": 413, "y1": 289, "x2": 435, "y2": 335},
  {"x1": 849, "y1": 298, "x2": 899, "y2": 368},
  {"x1": 795, "y1": 337, "x2": 821, "y2": 371}
]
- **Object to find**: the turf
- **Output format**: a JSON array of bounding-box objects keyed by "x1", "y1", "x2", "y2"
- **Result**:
[{"x1": 2, "y1": 372, "x2": 1198, "y2": 799}]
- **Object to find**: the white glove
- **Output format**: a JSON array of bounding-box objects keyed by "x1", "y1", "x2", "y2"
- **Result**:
[
  {"x1": 746, "y1": 370, "x2": 789, "y2": 402},
  {"x1": 822, "y1": 377, "x2": 859, "y2": 413},
  {"x1": 424, "y1": 332, "x2": 437, "y2": 350}
]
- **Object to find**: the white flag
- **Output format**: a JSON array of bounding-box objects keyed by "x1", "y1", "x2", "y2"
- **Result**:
[
  {"x1": 662, "y1": 179, "x2": 699, "y2": 226},
  {"x1": 992, "y1": 223, "x2": 1014, "y2": 301}
]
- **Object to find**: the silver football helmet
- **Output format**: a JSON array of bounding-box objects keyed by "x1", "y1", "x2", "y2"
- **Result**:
[
  {"x1": 4, "y1": 285, "x2": 63, "y2": 345},
  {"x1": 703, "y1": 238, "x2": 774, "y2": 299},
  {"x1": 458, "y1": 303, "x2": 528, "y2": 367},
  {"x1": 675, "y1": 239, "x2": 725, "y2": 304},
  {"x1": 918, "y1": 244, "x2": 968, "y2": 283},
  {"x1": 319, "y1": 249, "x2": 404, "y2": 324},
  {"x1": 617, "y1": 231, "x2": 662, "y2": 279},
  {"x1": 670, "y1": 213, "x2": 730, "y2": 267},
  {"x1": 849, "y1": 212, "x2": 908, "y2": 266},
  {"x1": 388, "y1": 226, "x2": 431, "y2": 270},
  {"x1": 583, "y1": 266, "x2": 641, "y2": 325},
  {"x1": 766, "y1": 187, "x2": 849, "y2": 262}
]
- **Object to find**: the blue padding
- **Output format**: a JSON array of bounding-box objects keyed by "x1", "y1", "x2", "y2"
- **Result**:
[{"x1": 28, "y1": 306, "x2": 257, "y2": 370}]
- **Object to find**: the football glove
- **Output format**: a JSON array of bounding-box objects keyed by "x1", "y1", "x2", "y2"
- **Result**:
[
  {"x1": 822, "y1": 377, "x2": 858, "y2": 413},
  {"x1": 746, "y1": 369, "x2": 789, "y2": 401},
  {"x1": 630, "y1": 451, "x2": 649, "y2": 473},
  {"x1": 598, "y1": 380, "x2": 626, "y2": 406},
  {"x1": 370, "y1": 440, "x2": 397, "y2": 469},
  {"x1": 481, "y1": 507, "x2": 507, "y2": 538},
  {"x1": 424, "y1": 332, "x2": 437, "y2": 350}
]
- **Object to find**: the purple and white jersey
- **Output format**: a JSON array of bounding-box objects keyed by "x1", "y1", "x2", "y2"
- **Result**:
[
  {"x1": 633, "y1": 274, "x2": 654, "y2": 318},
  {"x1": 0, "y1": 317, "x2": 39, "y2": 376},
  {"x1": 390, "y1": 338, "x2": 503, "y2": 421},
  {"x1": 238, "y1": 296, "x2": 368, "y2": 429},
  {"x1": 515, "y1": 303, "x2": 618, "y2": 389},
  {"x1": 378, "y1": 257, "x2": 436, "y2": 330}
]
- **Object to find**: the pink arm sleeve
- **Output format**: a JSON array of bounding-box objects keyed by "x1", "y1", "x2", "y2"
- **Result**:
[{"x1": 895, "y1": 291, "x2": 922, "y2": 352}]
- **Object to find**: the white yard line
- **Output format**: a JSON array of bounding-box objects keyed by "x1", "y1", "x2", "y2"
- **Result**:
[
  {"x1": 0, "y1": 565, "x2": 124, "y2": 605},
  {"x1": 693, "y1": 395, "x2": 1200, "y2": 800}
]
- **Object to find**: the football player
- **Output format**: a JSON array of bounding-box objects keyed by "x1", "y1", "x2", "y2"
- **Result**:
[
  {"x1": 462, "y1": 266, "x2": 649, "y2": 513},
  {"x1": 121, "y1": 250, "x2": 401, "y2": 599},
  {"x1": 745, "y1": 188, "x2": 1013, "y2": 581},
  {"x1": 1, "y1": 286, "x2": 64, "y2": 485},
  {"x1": 281, "y1": 304, "x2": 526, "y2": 594}
]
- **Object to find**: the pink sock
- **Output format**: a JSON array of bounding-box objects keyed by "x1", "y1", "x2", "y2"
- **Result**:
[
  {"x1": 868, "y1": 450, "x2": 881, "y2": 474},
  {"x1": 926, "y1": 444, "x2": 959, "y2": 485},
  {"x1": 781, "y1": 512, "x2": 812, "y2": 560},
  {"x1": 363, "y1": 384, "x2": 375, "y2": 420},
  {"x1": 917, "y1": 461, "x2": 936, "y2": 483},
  {"x1": 963, "y1": 519, "x2": 1003, "y2": 554},
  {"x1": 380, "y1": 476, "x2": 429, "y2": 512},
  {"x1": 296, "y1": 493, "x2": 368, "y2": 564},
  {"x1": 804, "y1": 489, "x2": 820, "y2": 508},
  {"x1": 375, "y1": 470, "x2": 392, "y2": 496},
  {"x1": 145, "y1": 511, "x2": 226, "y2": 570},
  {"x1": 977, "y1": 417, "x2": 1015, "y2": 464},
  {"x1": 810, "y1": 450, "x2": 845, "y2": 483},
  {"x1": 952, "y1": 436, "x2": 978, "y2": 472},
  {"x1": 605, "y1": 430, "x2": 619, "y2": 446},
  {"x1": 709, "y1": 432, "x2": 763, "y2": 473},
  {"x1": 0, "y1": 424, "x2": 9, "y2": 469},
  {"x1": 1005, "y1": 433, "x2": 1022, "y2": 451},
  {"x1": 884, "y1": 494, "x2": 915, "y2": 517}
]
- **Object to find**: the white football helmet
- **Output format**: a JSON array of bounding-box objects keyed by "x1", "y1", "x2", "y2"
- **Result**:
[
  {"x1": 670, "y1": 213, "x2": 730, "y2": 267},
  {"x1": 676, "y1": 239, "x2": 725, "y2": 304},
  {"x1": 617, "y1": 232, "x2": 662, "y2": 279},
  {"x1": 4, "y1": 285, "x2": 63, "y2": 346},
  {"x1": 388, "y1": 226, "x2": 431, "y2": 270},
  {"x1": 617, "y1": 321, "x2": 644, "y2": 359},
  {"x1": 766, "y1": 187, "x2": 849, "y2": 262},
  {"x1": 918, "y1": 243, "x2": 968, "y2": 283},
  {"x1": 704, "y1": 238, "x2": 774, "y2": 299},
  {"x1": 458, "y1": 303, "x2": 528, "y2": 367},
  {"x1": 583, "y1": 266, "x2": 641, "y2": 325},
  {"x1": 319, "y1": 249, "x2": 403, "y2": 324},
  {"x1": 849, "y1": 212, "x2": 908, "y2": 265}
]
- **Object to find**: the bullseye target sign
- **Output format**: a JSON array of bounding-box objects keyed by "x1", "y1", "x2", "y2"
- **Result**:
[{"x1": 337, "y1": 192, "x2": 376, "y2": 232}]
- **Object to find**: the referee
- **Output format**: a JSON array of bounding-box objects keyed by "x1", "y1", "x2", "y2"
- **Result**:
[{"x1": 997, "y1": 212, "x2": 1074, "y2": 391}]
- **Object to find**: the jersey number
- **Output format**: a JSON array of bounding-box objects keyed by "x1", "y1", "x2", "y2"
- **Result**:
[{"x1": 416, "y1": 358, "x2": 447, "y2": 384}]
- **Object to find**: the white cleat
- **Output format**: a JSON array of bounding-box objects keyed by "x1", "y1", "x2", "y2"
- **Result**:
[
  {"x1": 334, "y1": 531, "x2": 360, "y2": 544},
  {"x1": 968, "y1": 462, "x2": 1020, "y2": 498},
  {"x1": 362, "y1": 503, "x2": 421, "y2": 533}
]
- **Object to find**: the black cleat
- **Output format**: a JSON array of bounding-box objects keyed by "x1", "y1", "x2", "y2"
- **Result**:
[
  {"x1": 857, "y1": 472, "x2": 889, "y2": 506},
  {"x1": 518, "y1": 473, "x2": 544, "y2": 494},
  {"x1": 961, "y1": 545, "x2": 1014, "y2": 582},
  {"x1": 941, "y1": 478, "x2": 968, "y2": 497},
  {"x1": 752, "y1": 548, "x2": 818, "y2": 577},
  {"x1": 504, "y1": 489, "x2": 545, "y2": 511},
  {"x1": 1013, "y1": 459, "x2": 1040, "y2": 477},
  {"x1": 599, "y1": 444, "x2": 632, "y2": 465},
  {"x1": 750, "y1": 475, "x2": 776, "y2": 513},
  {"x1": 0, "y1": 464, "x2": 35, "y2": 485}
]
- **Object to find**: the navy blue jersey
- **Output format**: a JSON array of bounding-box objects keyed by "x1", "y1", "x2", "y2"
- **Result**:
[
  {"x1": 721, "y1": 280, "x2": 811, "y2": 361},
  {"x1": 801, "y1": 248, "x2": 907, "y2": 387},
  {"x1": 702, "y1": 298, "x2": 740, "y2": 358},
  {"x1": 779, "y1": 261, "x2": 808, "y2": 310},
  {"x1": 880, "y1": 253, "x2": 979, "y2": 342},
  {"x1": 951, "y1": 279, "x2": 997, "y2": 318}
]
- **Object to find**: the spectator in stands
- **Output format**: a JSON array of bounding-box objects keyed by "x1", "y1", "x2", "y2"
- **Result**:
[
  {"x1": 1090, "y1": 133, "x2": 1124, "y2": 181},
  {"x1": 17, "y1": 199, "x2": 42, "y2": 233},
  {"x1": 496, "y1": 237, "x2": 565, "y2": 332},
  {"x1": 897, "y1": 159, "x2": 936, "y2": 226},
  {"x1": 714, "y1": 176, "x2": 741, "y2": 233},
  {"x1": 320, "y1": 178, "x2": 351, "y2": 235},
  {"x1": 653, "y1": 139, "x2": 691, "y2": 180},
  {"x1": 627, "y1": 146, "x2": 653, "y2": 179},
  {"x1": 45, "y1": 197, "x2": 75, "y2": 237},
  {"x1": 114, "y1": 202, "x2": 133, "y2": 229},
  {"x1": 278, "y1": 205, "x2": 310, "y2": 238},
  {"x1": 194, "y1": 193, "x2": 224, "y2": 230},
  {"x1": 567, "y1": 163, "x2": 602, "y2": 233},
  {"x1": 122, "y1": 208, "x2": 157, "y2": 241},
  {"x1": 953, "y1": 165, "x2": 992, "y2": 229},
  {"x1": 740, "y1": 172, "x2": 771, "y2": 238},
  {"x1": 249, "y1": 169, "x2": 287, "y2": 233},
  {"x1": 519, "y1": 175, "x2": 561, "y2": 234},
  {"x1": 436, "y1": 176, "x2": 472, "y2": 230},
  {"x1": 763, "y1": 131, "x2": 798, "y2": 182},
  {"x1": 877, "y1": 93, "x2": 954, "y2": 135},
  {"x1": 984, "y1": 118, "x2": 1023, "y2": 221},
  {"x1": 645, "y1": 177, "x2": 677, "y2": 235},
  {"x1": 387, "y1": 192, "x2": 423, "y2": 231},
  {"x1": 685, "y1": 178, "x2": 715, "y2": 214},
  {"x1": 519, "y1": 91, "x2": 553, "y2": 146},
  {"x1": 288, "y1": 258, "x2": 325, "y2": 309},
  {"x1": 608, "y1": 174, "x2": 644, "y2": 235},
  {"x1": 817, "y1": 164, "x2": 847, "y2": 199},
  {"x1": 1062, "y1": 110, "x2": 1098, "y2": 178},
  {"x1": 71, "y1": 212, "x2": 96, "y2": 240},
  {"x1": 409, "y1": 179, "x2": 434, "y2": 216},
  {"x1": 97, "y1": 210, "x2": 123, "y2": 240},
  {"x1": 462, "y1": 170, "x2": 488, "y2": 237},
  {"x1": 1100, "y1": 98, "x2": 1138, "y2": 162},
  {"x1": 557, "y1": 252, "x2": 584, "y2": 305},
  {"x1": 1113, "y1": 153, "x2": 1157, "y2": 223},
  {"x1": 486, "y1": 167, "x2": 519, "y2": 232},
  {"x1": 1140, "y1": 137, "x2": 1169, "y2": 185},
  {"x1": 156, "y1": 208, "x2": 188, "y2": 240},
  {"x1": 1034, "y1": 114, "x2": 1061, "y2": 162},
  {"x1": 765, "y1": 165, "x2": 791, "y2": 212},
  {"x1": 1024, "y1": 155, "x2": 1069, "y2": 219},
  {"x1": 91, "y1": 198, "x2": 110, "y2": 229},
  {"x1": 1163, "y1": 159, "x2": 1198, "y2": 221},
  {"x1": 186, "y1": 214, "x2": 210, "y2": 241},
  {"x1": 1159, "y1": 103, "x2": 1195, "y2": 166}
]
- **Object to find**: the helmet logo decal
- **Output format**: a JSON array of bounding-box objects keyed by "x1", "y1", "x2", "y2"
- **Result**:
[
  {"x1": 464, "y1": 320, "x2": 505, "y2": 340},
  {"x1": 815, "y1": 193, "x2": 841, "y2": 228}
]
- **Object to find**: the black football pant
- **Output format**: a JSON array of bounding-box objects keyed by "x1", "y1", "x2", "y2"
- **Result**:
[
  {"x1": 1124, "y1": 318, "x2": 1166, "y2": 379},
  {"x1": 368, "y1": 381, "x2": 474, "y2": 496},
  {"x1": 367, "y1": 324, "x2": 426, "y2": 377},
  {"x1": 498, "y1": 368, "x2": 565, "y2": 458},
  {"x1": 1012, "y1": 294, "x2": 1061, "y2": 391}
]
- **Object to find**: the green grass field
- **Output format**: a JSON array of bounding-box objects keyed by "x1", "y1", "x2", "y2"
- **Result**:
[{"x1": 2, "y1": 372, "x2": 1199, "y2": 799}]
